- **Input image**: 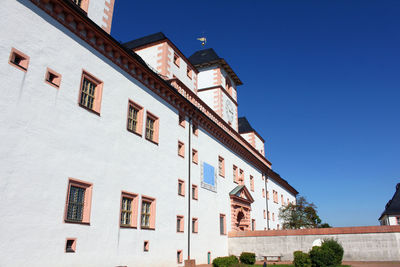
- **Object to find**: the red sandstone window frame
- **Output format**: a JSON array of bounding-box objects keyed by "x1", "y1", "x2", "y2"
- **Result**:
[
  {"x1": 263, "y1": 210, "x2": 266, "y2": 219},
  {"x1": 72, "y1": 0, "x2": 89, "y2": 13},
  {"x1": 140, "y1": 195, "x2": 156, "y2": 230},
  {"x1": 178, "y1": 141, "x2": 185, "y2": 158},
  {"x1": 233, "y1": 165, "x2": 238, "y2": 183},
  {"x1": 193, "y1": 123, "x2": 199, "y2": 136},
  {"x1": 192, "y1": 217, "x2": 198, "y2": 233},
  {"x1": 178, "y1": 179, "x2": 185, "y2": 196},
  {"x1": 45, "y1": 67, "x2": 62, "y2": 89},
  {"x1": 250, "y1": 175, "x2": 254, "y2": 191},
  {"x1": 192, "y1": 184, "x2": 198, "y2": 200},
  {"x1": 179, "y1": 113, "x2": 185, "y2": 128},
  {"x1": 145, "y1": 111, "x2": 159, "y2": 144},
  {"x1": 9, "y1": 47, "x2": 30, "y2": 72},
  {"x1": 192, "y1": 149, "x2": 198, "y2": 164},
  {"x1": 177, "y1": 250, "x2": 183, "y2": 264},
  {"x1": 64, "y1": 178, "x2": 93, "y2": 225},
  {"x1": 127, "y1": 100, "x2": 144, "y2": 136},
  {"x1": 173, "y1": 53, "x2": 180, "y2": 67},
  {"x1": 120, "y1": 191, "x2": 139, "y2": 228},
  {"x1": 281, "y1": 194, "x2": 284, "y2": 205},
  {"x1": 78, "y1": 70, "x2": 103, "y2": 115},
  {"x1": 143, "y1": 240, "x2": 149, "y2": 252},
  {"x1": 177, "y1": 215, "x2": 184, "y2": 233},
  {"x1": 187, "y1": 66, "x2": 192, "y2": 79},
  {"x1": 262, "y1": 188, "x2": 265, "y2": 198},
  {"x1": 239, "y1": 169, "x2": 244, "y2": 185},
  {"x1": 218, "y1": 156, "x2": 225, "y2": 177}
]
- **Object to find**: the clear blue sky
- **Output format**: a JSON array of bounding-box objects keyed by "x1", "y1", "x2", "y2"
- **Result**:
[{"x1": 111, "y1": 0, "x2": 400, "y2": 227}]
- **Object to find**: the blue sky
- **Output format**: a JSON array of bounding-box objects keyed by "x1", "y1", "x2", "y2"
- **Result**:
[{"x1": 111, "y1": 1, "x2": 400, "y2": 227}]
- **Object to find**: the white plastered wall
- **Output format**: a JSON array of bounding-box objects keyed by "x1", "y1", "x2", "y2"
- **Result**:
[{"x1": 135, "y1": 44, "x2": 163, "y2": 74}]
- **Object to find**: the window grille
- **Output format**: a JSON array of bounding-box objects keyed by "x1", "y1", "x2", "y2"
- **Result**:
[
  {"x1": 177, "y1": 217, "x2": 181, "y2": 232},
  {"x1": 66, "y1": 186, "x2": 85, "y2": 221},
  {"x1": 121, "y1": 197, "x2": 132, "y2": 226},
  {"x1": 141, "y1": 201, "x2": 151, "y2": 228},
  {"x1": 145, "y1": 117, "x2": 155, "y2": 140},
  {"x1": 80, "y1": 78, "x2": 95, "y2": 110},
  {"x1": 127, "y1": 105, "x2": 138, "y2": 132}
]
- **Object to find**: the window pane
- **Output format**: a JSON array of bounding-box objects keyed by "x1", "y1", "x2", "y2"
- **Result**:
[{"x1": 67, "y1": 186, "x2": 85, "y2": 221}]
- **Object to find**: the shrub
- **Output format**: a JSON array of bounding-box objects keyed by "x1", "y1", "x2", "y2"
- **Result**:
[
  {"x1": 321, "y1": 239, "x2": 344, "y2": 265},
  {"x1": 293, "y1": 250, "x2": 312, "y2": 267},
  {"x1": 309, "y1": 246, "x2": 336, "y2": 267},
  {"x1": 239, "y1": 252, "x2": 256, "y2": 265},
  {"x1": 212, "y1": 255, "x2": 239, "y2": 267}
]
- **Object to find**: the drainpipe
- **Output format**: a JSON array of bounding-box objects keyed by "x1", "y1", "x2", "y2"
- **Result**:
[
  {"x1": 187, "y1": 117, "x2": 192, "y2": 259},
  {"x1": 264, "y1": 170, "x2": 270, "y2": 230}
]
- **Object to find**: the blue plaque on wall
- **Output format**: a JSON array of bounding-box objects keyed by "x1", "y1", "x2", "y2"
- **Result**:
[{"x1": 201, "y1": 161, "x2": 217, "y2": 192}]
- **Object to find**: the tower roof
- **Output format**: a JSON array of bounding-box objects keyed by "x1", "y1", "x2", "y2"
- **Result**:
[
  {"x1": 379, "y1": 183, "x2": 400, "y2": 220},
  {"x1": 123, "y1": 32, "x2": 167, "y2": 50},
  {"x1": 238, "y1": 117, "x2": 254, "y2": 133},
  {"x1": 188, "y1": 48, "x2": 243, "y2": 85}
]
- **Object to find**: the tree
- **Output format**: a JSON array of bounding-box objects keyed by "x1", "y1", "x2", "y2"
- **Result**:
[{"x1": 278, "y1": 196, "x2": 329, "y2": 229}]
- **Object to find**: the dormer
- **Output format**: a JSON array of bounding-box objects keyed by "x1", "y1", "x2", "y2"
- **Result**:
[
  {"x1": 238, "y1": 117, "x2": 265, "y2": 156},
  {"x1": 70, "y1": 0, "x2": 115, "y2": 34},
  {"x1": 189, "y1": 49, "x2": 242, "y2": 131},
  {"x1": 123, "y1": 33, "x2": 198, "y2": 93}
]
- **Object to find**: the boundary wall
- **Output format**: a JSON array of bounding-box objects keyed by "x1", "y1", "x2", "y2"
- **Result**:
[{"x1": 228, "y1": 226, "x2": 400, "y2": 261}]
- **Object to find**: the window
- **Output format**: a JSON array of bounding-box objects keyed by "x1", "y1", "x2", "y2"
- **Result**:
[
  {"x1": 192, "y1": 184, "x2": 198, "y2": 200},
  {"x1": 144, "y1": 241, "x2": 149, "y2": 252},
  {"x1": 239, "y1": 169, "x2": 244, "y2": 185},
  {"x1": 233, "y1": 165, "x2": 238, "y2": 183},
  {"x1": 179, "y1": 113, "x2": 185, "y2": 128},
  {"x1": 273, "y1": 190, "x2": 278, "y2": 203},
  {"x1": 45, "y1": 68, "x2": 62, "y2": 88},
  {"x1": 145, "y1": 112, "x2": 159, "y2": 144},
  {"x1": 178, "y1": 141, "x2": 185, "y2": 158},
  {"x1": 268, "y1": 211, "x2": 270, "y2": 220},
  {"x1": 281, "y1": 194, "x2": 284, "y2": 205},
  {"x1": 219, "y1": 214, "x2": 226, "y2": 235},
  {"x1": 140, "y1": 196, "x2": 156, "y2": 229},
  {"x1": 287, "y1": 198, "x2": 290, "y2": 205},
  {"x1": 120, "y1": 191, "x2": 138, "y2": 228},
  {"x1": 65, "y1": 238, "x2": 76, "y2": 253},
  {"x1": 277, "y1": 224, "x2": 280, "y2": 230},
  {"x1": 187, "y1": 66, "x2": 192, "y2": 79},
  {"x1": 9, "y1": 48, "x2": 30, "y2": 72},
  {"x1": 218, "y1": 156, "x2": 225, "y2": 177},
  {"x1": 192, "y1": 149, "x2": 198, "y2": 164},
  {"x1": 397, "y1": 217, "x2": 400, "y2": 225},
  {"x1": 250, "y1": 175, "x2": 254, "y2": 191},
  {"x1": 192, "y1": 218, "x2": 198, "y2": 233},
  {"x1": 177, "y1": 215, "x2": 184, "y2": 232},
  {"x1": 79, "y1": 71, "x2": 103, "y2": 114},
  {"x1": 127, "y1": 100, "x2": 143, "y2": 135},
  {"x1": 177, "y1": 250, "x2": 183, "y2": 264},
  {"x1": 264, "y1": 210, "x2": 266, "y2": 219},
  {"x1": 193, "y1": 123, "x2": 199, "y2": 136},
  {"x1": 251, "y1": 219, "x2": 256, "y2": 231},
  {"x1": 174, "y1": 53, "x2": 180, "y2": 67},
  {"x1": 72, "y1": 0, "x2": 89, "y2": 12},
  {"x1": 267, "y1": 191, "x2": 269, "y2": 200},
  {"x1": 178, "y1": 179, "x2": 185, "y2": 196},
  {"x1": 272, "y1": 213, "x2": 275, "y2": 221},
  {"x1": 262, "y1": 188, "x2": 265, "y2": 198},
  {"x1": 64, "y1": 178, "x2": 93, "y2": 224}
]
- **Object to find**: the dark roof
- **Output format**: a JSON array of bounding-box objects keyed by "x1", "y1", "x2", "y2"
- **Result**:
[
  {"x1": 123, "y1": 32, "x2": 167, "y2": 50},
  {"x1": 229, "y1": 185, "x2": 254, "y2": 203},
  {"x1": 188, "y1": 48, "x2": 243, "y2": 86},
  {"x1": 379, "y1": 183, "x2": 400, "y2": 220},
  {"x1": 238, "y1": 117, "x2": 254, "y2": 133}
]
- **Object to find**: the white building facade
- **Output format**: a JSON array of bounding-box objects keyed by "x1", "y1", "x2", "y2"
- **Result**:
[{"x1": 0, "y1": 0, "x2": 297, "y2": 266}]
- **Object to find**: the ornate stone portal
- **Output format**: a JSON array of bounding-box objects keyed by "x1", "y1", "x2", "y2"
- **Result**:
[{"x1": 229, "y1": 185, "x2": 254, "y2": 231}]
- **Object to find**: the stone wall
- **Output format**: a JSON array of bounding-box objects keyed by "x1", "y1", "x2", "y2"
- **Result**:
[{"x1": 228, "y1": 226, "x2": 400, "y2": 261}]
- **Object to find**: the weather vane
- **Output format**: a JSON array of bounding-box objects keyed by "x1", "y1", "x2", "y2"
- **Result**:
[{"x1": 197, "y1": 32, "x2": 207, "y2": 46}]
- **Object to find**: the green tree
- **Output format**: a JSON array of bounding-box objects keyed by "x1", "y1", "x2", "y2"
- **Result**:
[{"x1": 279, "y1": 196, "x2": 328, "y2": 229}]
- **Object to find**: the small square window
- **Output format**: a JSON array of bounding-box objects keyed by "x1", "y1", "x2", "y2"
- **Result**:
[
  {"x1": 144, "y1": 241, "x2": 149, "y2": 252},
  {"x1": 45, "y1": 68, "x2": 62, "y2": 88},
  {"x1": 145, "y1": 112, "x2": 159, "y2": 144},
  {"x1": 218, "y1": 156, "x2": 225, "y2": 177},
  {"x1": 174, "y1": 53, "x2": 180, "y2": 67},
  {"x1": 187, "y1": 67, "x2": 192, "y2": 79},
  {"x1": 192, "y1": 149, "x2": 198, "y2": 164},
  {"x1": 9, "y1": 48, "x2": 30, "y2": 72},
  {"x1": 78, "y1": 71, "x2": 103, "y2": 115},
  {"x1": 178, "y1": 141, "x2": 185, "y2": 158},
  {"x1": 177, "y1": 215, "x2": 184, "y2": 232},
  {"x1": 178, "y1": 179, "x2": 185, "y2": 196},
  {"x1": 192, "y1": 184, "x2": 198, "y2": 200},
  {"x1": 127, "y1": 100, "x2": 144, "y2": 136},
  {"x1": 65, "y1": 238, "x2": 76, "y2": 253},
  {"x1": 192, "y1": 218, "x2": 198, "y2": 233},
  {"x1": 177, "y1": 250, "x2": 183, "y2": 264},
  {"x1": 179, "y1": 113, "x2": 185, "y2": 128}
]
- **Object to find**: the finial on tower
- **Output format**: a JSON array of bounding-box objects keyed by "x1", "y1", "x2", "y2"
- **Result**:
[{"x1": 197, "y1": 36, "x2": 207, "y2": 46}]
